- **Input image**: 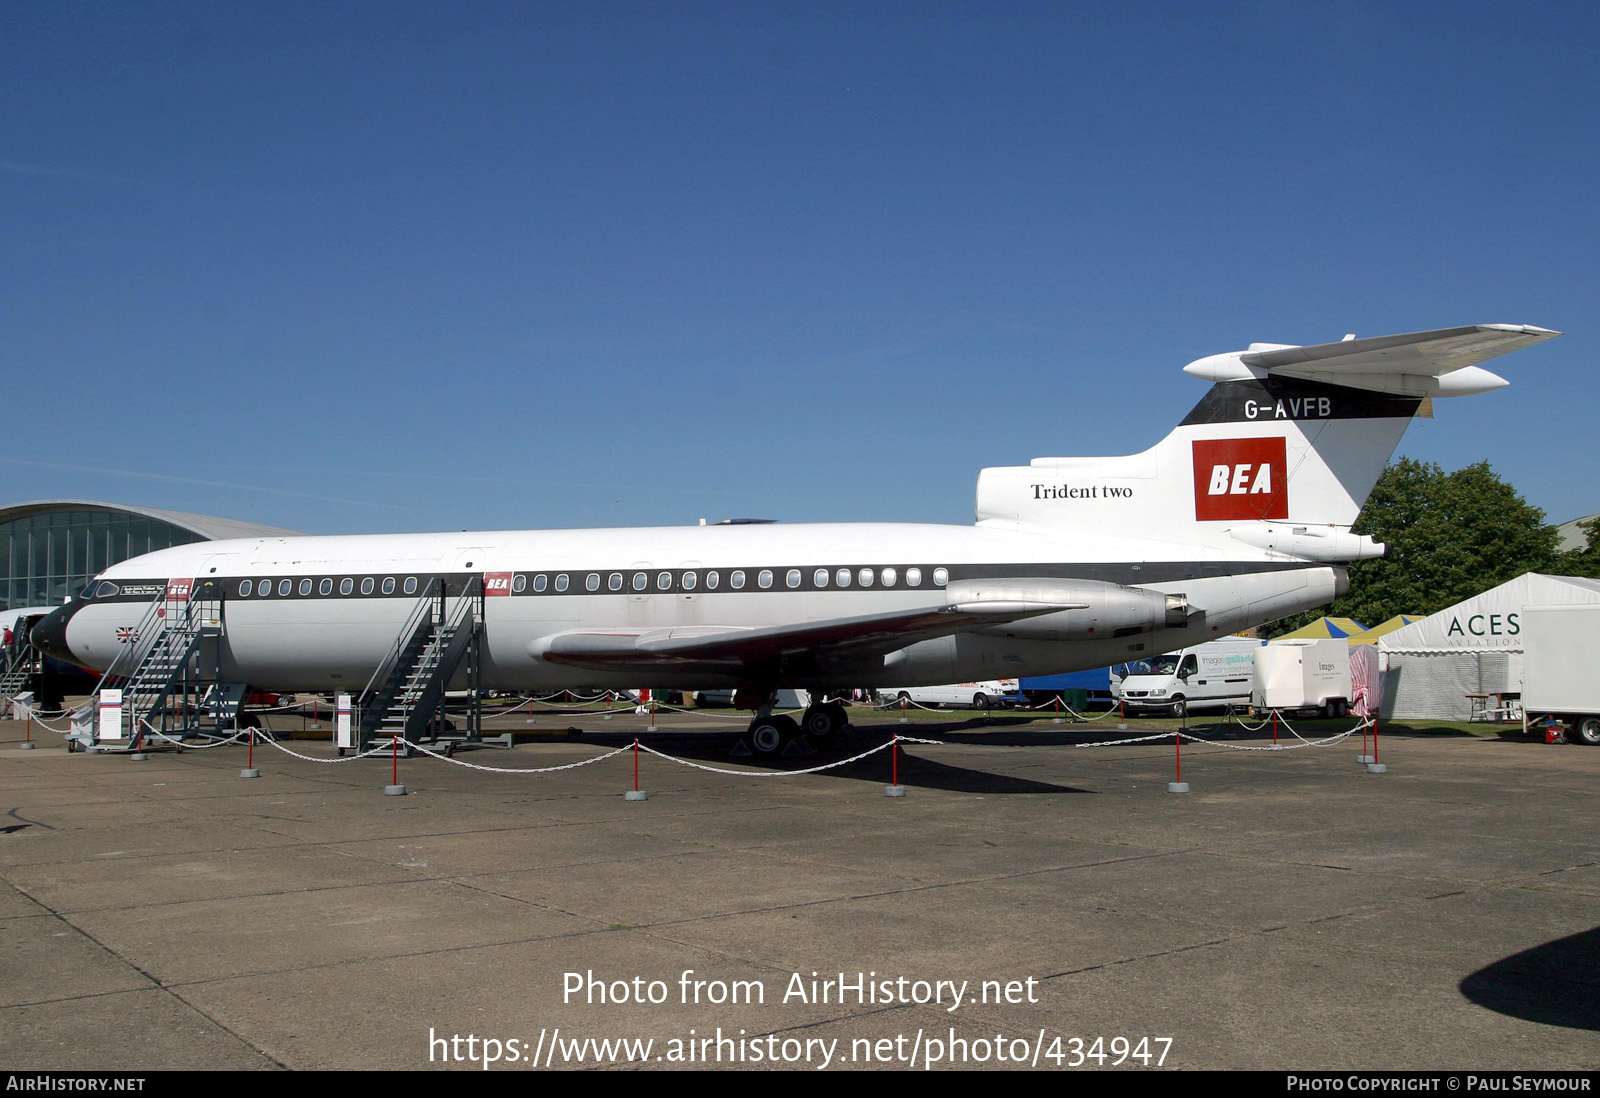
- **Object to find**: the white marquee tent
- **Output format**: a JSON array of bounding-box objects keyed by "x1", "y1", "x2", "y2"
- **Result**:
[{"x1": 1376, "y1": 573, "x2": 1600, "y2": 720}]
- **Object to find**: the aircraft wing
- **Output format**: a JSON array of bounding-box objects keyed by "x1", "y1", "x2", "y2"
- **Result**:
[{"x1": 532, "y1": 599, "x2": 1085, "y2": 677}]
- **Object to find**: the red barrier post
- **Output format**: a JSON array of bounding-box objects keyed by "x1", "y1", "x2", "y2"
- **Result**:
[
  {"x1": 385, "y1": 734, "x2": 406, "y2": 795},
  {"x1": 885, "y1": 734, "x2": 906, "y2": 797},
  {"x1": 625, "y1": 738, "x2": 648, "y2": 801}
]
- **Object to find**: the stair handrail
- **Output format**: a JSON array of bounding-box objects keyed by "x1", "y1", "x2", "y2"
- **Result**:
[{"x1": 358, "y1": 577, "x2": 443, "y2": 703}]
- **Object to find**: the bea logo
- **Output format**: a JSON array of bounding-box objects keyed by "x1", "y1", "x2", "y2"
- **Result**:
[
  {"x1": 484, "y1": 571, "x2": 515, "y2": 596},
  {"x1": 1192, "y1": 438, "x2": 1288, "y2": 521}
]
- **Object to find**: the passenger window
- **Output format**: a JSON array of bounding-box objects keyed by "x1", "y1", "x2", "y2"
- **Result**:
[
  {"x1": 706, "y1": 571, "x2": 719, "y2": 589},
  {"x1": 319, "y1": 578, "x2": 333, "y2": 596},
  {"x1": 683, "y1": 572, "x2": 697, "y2": 590},
  {"x1": 814, "y1": 569, "x2": 829, "y2": 587},
  {"x1": 907, "y1": 568, "x2": 922, "y2": 587},
  {"x1": 881, "y1": 567, "x2": 897, "y2": 586},
  {"x1": 280, "y1": 579, "x2": 293, "y2": 595},
  {"x1": 731, "y1": 570, "x2": 745, "y2": 590},
  {"x1": 934, "y1": 567, "x2": 949, "y2": 586},
  {"x1": 381, "y1": 577, "x2": 395, "y2": 594},
  {"x1": 555, "y1": 574, "x2": 569, "y2": 592},
  {"x1": 608, "y1": 573, "x2": 623, "y2": 591},
  {"x1": 239, "y1": 580, "x2": 253, "y2": 597},
  {"x1": 785, "y1": 569, "x2": 800, "y2": 588},
  {"x1": 403, "y1": 577, "x2": 418, "y2": 595},
  {"x1": 585, "y1": 574, "x2": 599, "y2": 592},
  {"x1": 534, "y1": 574, "x2": 548, "y2": 592},
  {"x1": 859, "y1": 568, "x2": 873, "y2": 587},
  {"x1": 513, "y1": 575, "x2": 528, "y2": 593},
  {"x1": 758, "y1": 570, "x2": 773, "y2": 589},
  {"x1": 361, "y1": 578, "x2": 374, "y2": 595},
  {"x1": 298, "y1": 579, "x2": 312, "y2": 596},
  {"x1": 633, "y1": 573, "x2": 647, "y2": 591},
  {"x1": 657, "y1": 572, "x2": 672, "y2": 590},
  {"x1": 340, "y1": 578, "x2": 353, "y2": 595},
  {"x1": 836, "y1": 568, "x2": 850, "y2": 587},
  {"x1": 260, "y1": 580, "x2": 273, "y2": 597}
]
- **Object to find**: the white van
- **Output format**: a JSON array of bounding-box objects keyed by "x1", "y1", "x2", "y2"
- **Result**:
[
  {"x1": 1115, "y1": 638, "x2": 1261, "y2": 713},
  {"x1": 882, "y1": 680, "x2": 1019, "y2": 709}
]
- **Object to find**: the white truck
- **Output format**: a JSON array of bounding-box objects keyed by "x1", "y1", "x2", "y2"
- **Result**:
[
  {"x1": 1251, "y1": 638, "x2": 1351, "y2": 717},
  {"x1": 881, "y1": 680, "x2": 1020, "y2": 709},
  {"x1": 1115, "y1": 637, "x2": 1261, "y2": 713},
  {"x1": 1521, "y1": 604, "x2": 1600, "y2": 746}
]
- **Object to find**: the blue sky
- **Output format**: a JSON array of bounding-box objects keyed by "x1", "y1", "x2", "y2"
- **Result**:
[{"x1": 4, "y1": 1, "x2": 1595, "y2": 535}]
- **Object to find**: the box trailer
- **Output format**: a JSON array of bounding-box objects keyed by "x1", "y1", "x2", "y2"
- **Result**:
[
  {"x1": 1251, "y1": 638, "x2": 1351, "y2": 717},
  {"x1": 1521, "y1": 604, "x2": 1600, "y2": 745}
]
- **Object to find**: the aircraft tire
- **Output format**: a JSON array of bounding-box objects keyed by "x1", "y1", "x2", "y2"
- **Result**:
[
  {"x1": 748, "y1": 716, "x2": 795, "y2": 756},
  {"x1": 801, "y1": 702, "x2": 846, "y2": 741}
]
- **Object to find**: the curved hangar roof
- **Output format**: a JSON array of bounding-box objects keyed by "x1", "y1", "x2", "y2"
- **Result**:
[
  {"x1": 1, "y1": 500, "x2": 301, "y2": 611},
  {"x1": 0, "y1": 500, "x2": 300, "y2": 541}
]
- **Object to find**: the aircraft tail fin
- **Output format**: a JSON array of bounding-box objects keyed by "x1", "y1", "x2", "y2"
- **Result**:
[{"x1": 975, "y1": 324, "x2": 1560, "y2": 558}]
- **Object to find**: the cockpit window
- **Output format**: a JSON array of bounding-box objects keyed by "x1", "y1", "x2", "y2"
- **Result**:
[{"x1": 94, "y1": 580, "x2": 120, "y2": 598}]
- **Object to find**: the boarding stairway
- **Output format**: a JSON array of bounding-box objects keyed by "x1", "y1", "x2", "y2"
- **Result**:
[
  {"x1": 74, "y1": 581, "x2": 232, "y2": 750},
  {"x1": 0, "y1": 643, "x2": 39, "y2": 700},
  {"x1": 357, "y1": 577, "x2": 489, "y2": 753}
]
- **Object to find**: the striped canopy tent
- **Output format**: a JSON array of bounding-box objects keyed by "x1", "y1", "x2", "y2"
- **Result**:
[
  {"x1": 1275, "y1": 616, "x2": 1369, "y2": 641},
  {"x1": 1350, "y1": 615, "x2": 1420, "y2": 644}
]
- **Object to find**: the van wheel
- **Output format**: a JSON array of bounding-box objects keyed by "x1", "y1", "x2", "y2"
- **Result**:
[
  {"x1": 1572, "y1": 716, "x2": 1600, "y2": 746},
  {"x1": 896, "y1": 691, "x2": 912, "y2": 705},
  {"x1": 972, "y1": 693, "x2": 989, "y2": 710}
]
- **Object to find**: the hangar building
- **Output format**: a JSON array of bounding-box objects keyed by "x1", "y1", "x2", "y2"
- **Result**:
[{"x1": 1, "y1": 501, "x2": 297, "y2": 612}]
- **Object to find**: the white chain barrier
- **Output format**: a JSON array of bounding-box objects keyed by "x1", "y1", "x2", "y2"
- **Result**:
[
  {"x1": 22, "y1": 697, "x2": 1376, "y2": 776},
  {"x1": 635, "y1": 738, "x2": 896, "y2": 777},
  {"x1": 403, "y1": 739, "x2": 633, "y2": 774}
]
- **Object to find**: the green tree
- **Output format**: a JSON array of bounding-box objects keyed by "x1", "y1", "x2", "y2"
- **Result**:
[
  {"x1": 1267, "y1": 458, "x2": 1560, "y2": 635},
  {"x1": 1555, "y1": 515, "x2": 1600, "y2": 578}
]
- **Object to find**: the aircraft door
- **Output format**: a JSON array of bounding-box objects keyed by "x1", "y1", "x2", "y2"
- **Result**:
[{"x1": 200, "y1": 553, "x2": 236, "y2": 579}]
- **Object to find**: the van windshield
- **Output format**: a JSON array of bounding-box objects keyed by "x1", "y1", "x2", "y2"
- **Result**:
[{"x1": 1146, "y1": 655, "x2": 1182, "y2": 675}]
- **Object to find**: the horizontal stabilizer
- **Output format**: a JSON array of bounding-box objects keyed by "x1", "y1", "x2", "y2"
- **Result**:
[{"x1": 1184, "y1": 324, "x2": 1561, "y2": 397}]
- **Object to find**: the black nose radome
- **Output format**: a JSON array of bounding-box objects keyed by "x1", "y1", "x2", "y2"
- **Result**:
[{"x1": 30, "y1": 603, "x2": 78, "y2": 665}]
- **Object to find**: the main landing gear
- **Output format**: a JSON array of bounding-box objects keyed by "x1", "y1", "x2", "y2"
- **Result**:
[{"x1": 740, "y1": 698, "x2": 852, "y2": 757}]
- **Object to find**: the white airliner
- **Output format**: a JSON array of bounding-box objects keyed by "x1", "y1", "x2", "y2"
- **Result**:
[{"x1": 34, "y1": 324, "x2": 1559, "y2": 751}]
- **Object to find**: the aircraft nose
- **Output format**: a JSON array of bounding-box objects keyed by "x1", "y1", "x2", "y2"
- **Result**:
[{"x1": 30, "y1": 603, "x2": 78, "y2": 664}]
